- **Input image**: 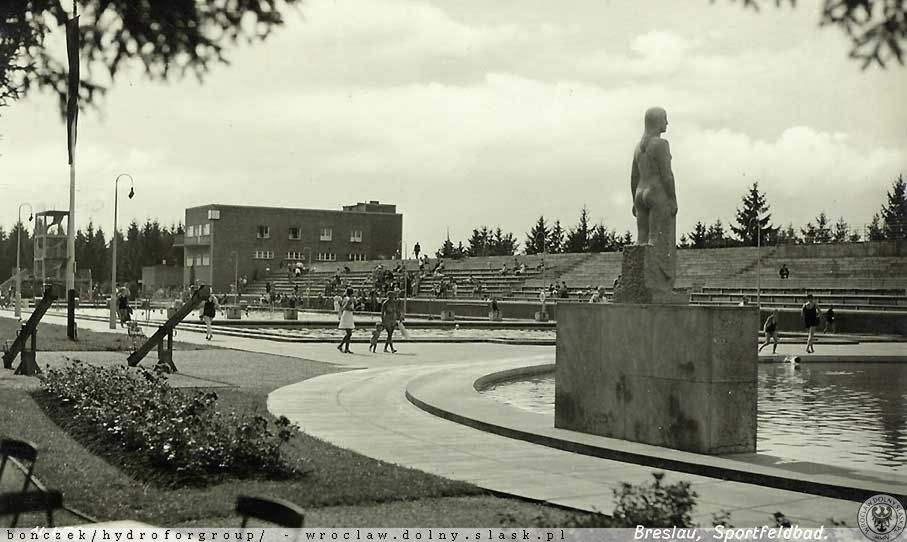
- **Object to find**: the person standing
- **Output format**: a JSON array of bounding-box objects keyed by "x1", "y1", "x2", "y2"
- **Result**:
[
  {"x1": 413, "y1": 242, "x2": 421, "y2": 262},
  {"x1": 758, "y1": 309, "x2": 780, "y2": 354},
  {"x1": 801, "y1": 294, "x2": 820, "y2": 353},
  {"x1": 116, "y1": 286, "x2": 131, "y2": 327},
  {"x1": 337, "y1": 287, "x2": 356, "y2": 353},
  {"x1": 333, "y1": 292, "x2": 343, "y2": 319},
  {"x1": 824, "y1": 305, "x2": 836, "y2": 334},
  {"x1": 381, "y1": 290, "x2": 401, "y2": 353},
  {"x1": 201, "y1": 292, "x2": 219, "y2": 340},
  {"x1": 539, "y1": 288, "x2": 547, "y2": 312}
]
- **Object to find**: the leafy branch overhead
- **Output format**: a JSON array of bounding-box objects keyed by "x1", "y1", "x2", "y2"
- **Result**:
[
  {"x1": 728, "y1": 0, "x2": 907, "y2": 68},
  {"x1": 0, "y1": 0, "x2": 301, "y2": 112}
]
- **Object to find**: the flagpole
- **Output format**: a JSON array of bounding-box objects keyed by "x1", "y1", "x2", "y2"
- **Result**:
[{"x1": 66, "y1": 1, "x2": 79, "y2": 339}]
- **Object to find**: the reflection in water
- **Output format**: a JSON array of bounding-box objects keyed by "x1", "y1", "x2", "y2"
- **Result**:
[{"x1": 482, "y1": 363, "x2": 907, "y2": 474}]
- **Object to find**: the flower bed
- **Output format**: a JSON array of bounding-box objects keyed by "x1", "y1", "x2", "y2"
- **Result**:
[{"x1": 38, "y1": 362, "x2": 302, "y2": 484}]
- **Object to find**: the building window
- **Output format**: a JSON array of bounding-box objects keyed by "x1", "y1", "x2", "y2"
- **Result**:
[
  {"x1": 286, "y1": 251, "x2": 305, "y2": 260},
  {"x1": 319, "y1": 227, "x2": 332, "y2": 241},
  {"x1": 207, "y1": 209, "x2": 220, "y2": 220},
  {"x1": 288, "y1": 227, "x2": 301, "y2": 240},
  {"x1": 186, "y1": 225, "x2": 195, "y2": 237},
  {"x1": 202, "y1": 254, "x2": 210, "y2": 266},
  {"x1": 348, "y1": 253, "x2": 367, "y2": 261},
  {"x1": 253, "y1": 250, "x2": 274, "y2": 260},
  {"x1": 317, "y1": 252, "x2": 336, "y2": 262},
  {"x1": 185, "y1": 258, "x2": 193, "y2": 267},
  {"x1": 350, "y1": 229, "x2": 363, "y2": 243},
  {"x1": 257, "y1": 225, "x2": 271, "y2": 239},
  {"x1": 201, "y1": 224, "x2": 211, "y2": 236},
  {"x1": 195, "y1": 256, "x2": 203, "y2": 266}
]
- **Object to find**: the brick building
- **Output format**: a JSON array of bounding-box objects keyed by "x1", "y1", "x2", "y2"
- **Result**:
[{"x1": 179, "y1": 201, "x2": 402, "y2": 291}]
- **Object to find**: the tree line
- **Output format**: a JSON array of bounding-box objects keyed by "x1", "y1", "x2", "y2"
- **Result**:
[
  {"x1": 0, "y1": 219, "x2": 183, "y2": 287},
  {"x1": 435, "y1": 174, "x2": 907, "y2": 257}
]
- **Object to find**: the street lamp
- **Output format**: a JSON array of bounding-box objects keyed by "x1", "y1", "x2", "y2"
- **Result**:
[
  {"x1": 751, "y1": 214, "x2": 764, "y2": 310},
  {"x1": 110, "y1": 173, "x2": 135, "y2": 329},
  {"x1": 14, "y1": 203, "x2": 33, "y2": 319},
  {"x1": 230, "y1": 251, "x2": 239, "y2": 305}
]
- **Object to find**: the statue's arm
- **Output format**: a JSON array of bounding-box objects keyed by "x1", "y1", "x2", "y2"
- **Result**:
[
  {"x1": 630, "y1": 153, "x2": 640, "y2": 216},
  {"x1": 655, "y1": 141, "x2": 676, "y2": 201},
  {"x1": 655, "y1": 140, "x2": 678, "y2": 214}
]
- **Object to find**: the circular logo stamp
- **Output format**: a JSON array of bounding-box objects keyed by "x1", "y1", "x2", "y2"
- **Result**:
[{"x1": 859, "y1": 494, "x2": 906, "y2": 542}]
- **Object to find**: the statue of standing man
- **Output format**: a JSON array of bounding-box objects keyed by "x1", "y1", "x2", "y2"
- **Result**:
[{"x1": 614, "y1": 107, "x2": 684, "y2": 304}]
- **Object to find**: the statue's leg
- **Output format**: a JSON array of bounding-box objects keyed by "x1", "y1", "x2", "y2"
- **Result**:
[
  {"x1": 647, "y1": 197, "x2": 677, "y2": 291},
  {"x1": 636, "y1": 207, "x2": 650, "y2": 245}
]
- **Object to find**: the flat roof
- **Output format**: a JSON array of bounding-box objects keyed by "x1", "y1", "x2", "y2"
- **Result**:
[{"x1": 185, "y1": 203, "x2": 400, "y2": 216}]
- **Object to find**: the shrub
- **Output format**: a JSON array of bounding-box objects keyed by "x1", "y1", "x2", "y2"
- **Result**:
[
  {"x1": 38, "y1": 361, "x2": 302, "y2": 483},
  {"x1": 611, "y1": 472, "x2": 697, "y2": 527}
]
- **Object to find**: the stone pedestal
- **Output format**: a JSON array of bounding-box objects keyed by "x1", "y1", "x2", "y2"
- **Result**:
[
  {"x1": 440, "y1": 310, "x2": 456, "y2": 321},
  {"x1": 535, "y1": 310, "x2": 549, "y2": 322},
  {"x1": 283, "y1": 308, "x2": 298, "y2": 320},
  {"x1": 613, "y1": 244, "x2": 687, "y2": 304},
  {"x1": 555, "y1": 303, "x2": 758, "y2": 454},
  {"x1": 226, "y1": 306, "x2": 242, "y2": 320}
]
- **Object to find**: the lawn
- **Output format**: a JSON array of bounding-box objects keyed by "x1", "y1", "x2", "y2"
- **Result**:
[
  {"x1": 0, "y1": 349, "x2": 597, "y2": 527},
  {"x1": 0, "y1": 315, "x2": 210, "y2": 352}
]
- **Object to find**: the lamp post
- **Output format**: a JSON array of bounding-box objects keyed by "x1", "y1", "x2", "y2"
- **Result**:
[
  {"x1": 110, "y1": 173, "x2": 135, "y2": 329},
  {"x1": 751, "y1": 214, "x2": 763, "y2": 310},
  {"x1": 230, "y1": 251, "x2": 239, "y2": 305},
  {"x1": 14, "y1": 203, "x2": 33, "y2": 319},
  {"x1": 303, "y1": 246, "x2": 312, "y2": 310}
]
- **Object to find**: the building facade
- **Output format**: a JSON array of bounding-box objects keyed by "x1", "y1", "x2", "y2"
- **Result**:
[{"x1": 180, "y1": 201, "x2": 402, "y2": 291}]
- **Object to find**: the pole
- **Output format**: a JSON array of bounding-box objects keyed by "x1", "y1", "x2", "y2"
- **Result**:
[
  {"x1": 110, "y1": 180, "x2": 119, "y2": 328},
  {"x1": 14, "y1": 204, "x2": 31, "y2": 319},
  {"x1": 67, "y1": 160, "x2": 76, "y2": 338},
  {"x1": 231, "y1": 251, "x2": 238, "y2": 305},
  {"x1": 402, "y1": 242, "x2": 407, "y2": 316},
  {"x1": 757, "y1": 220, "x2": 762, "y2": 310}
]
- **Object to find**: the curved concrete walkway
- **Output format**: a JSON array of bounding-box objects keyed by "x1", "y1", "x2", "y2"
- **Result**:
[{"x1": 268, "y1": 348, "x2": 872, "y2": 527}]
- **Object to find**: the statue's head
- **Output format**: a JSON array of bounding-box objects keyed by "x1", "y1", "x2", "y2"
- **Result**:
[{"x1": 644, "y1": 107, "x2": 668, "y2": 134}]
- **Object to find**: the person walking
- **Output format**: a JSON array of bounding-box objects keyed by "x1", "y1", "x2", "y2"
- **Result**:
[
  {"x1": 116, "y1": 286, "x2": 132, "y2": 327},
  {"x1": 337, "y1": 287, "x2": 356, "y2": 353},
  {"x1": 758, "y1": 309, "x2": 780, "y2": 354},
  {"x1": 201, "y1": 292, "x2": 219, "y2": 340},
  {"x1": 801, "y1": 294, "x2": 820, "y2": 353},
  {"x1": 381, "y1": 290, "x2": 401, "y2": 353},
  {"x1": 824, "y1": 305, "x2": 836, "y2": 334}
]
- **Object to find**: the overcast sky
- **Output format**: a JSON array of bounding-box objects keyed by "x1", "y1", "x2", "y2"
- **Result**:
[{"x1": 1, "y1": 0, "x2": 905, "y2": 253}]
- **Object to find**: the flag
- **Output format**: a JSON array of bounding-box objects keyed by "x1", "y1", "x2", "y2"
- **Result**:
[{"x1": 65, "y1": 16, "x2": 80, "y2": 165}]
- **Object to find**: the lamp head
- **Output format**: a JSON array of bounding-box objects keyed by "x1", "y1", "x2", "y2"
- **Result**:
[
  {"x1": 128, "y1": 187, "x2": 135, "y2": 199},
  {"x1": 28, "y1": 213, "x2": 33, "y2": 222}
]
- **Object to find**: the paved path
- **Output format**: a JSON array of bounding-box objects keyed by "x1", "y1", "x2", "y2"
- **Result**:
[{"x1": 20, "y1": 312, "x2": 903, "y2": 526}]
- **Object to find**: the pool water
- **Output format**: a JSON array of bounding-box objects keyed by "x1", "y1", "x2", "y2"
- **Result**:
[{"x1": 481, "y1": 363, "x2": 907, "y2": 474}]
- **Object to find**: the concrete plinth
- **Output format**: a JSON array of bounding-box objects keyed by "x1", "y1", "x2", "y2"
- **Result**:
[
  {"x1": 613, "y1": 244, "x2": 688, "y2": 304},
  {"x1": 555, "y1": 303, "x2": 758, "y2": 454},
  {"x1": 226, "y1": 307, "x2": 242, "y2": 319}
]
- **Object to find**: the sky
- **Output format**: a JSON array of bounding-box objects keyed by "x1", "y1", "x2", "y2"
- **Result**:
[{"x1": 1, "y1": 0, "x2": 906, "y2": 254}]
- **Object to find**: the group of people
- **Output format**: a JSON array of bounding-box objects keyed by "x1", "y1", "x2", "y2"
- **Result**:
[
  {"x1": 335, "y1": 287, "x2": 404, "y2": 354},
  {"x1": 758, "y1": 294, "x2": 836, "y2": 354}
]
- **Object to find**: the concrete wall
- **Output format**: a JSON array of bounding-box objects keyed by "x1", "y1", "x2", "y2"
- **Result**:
[{"x1": 554, "y1": 303, "x2": 758, "y2": 454}]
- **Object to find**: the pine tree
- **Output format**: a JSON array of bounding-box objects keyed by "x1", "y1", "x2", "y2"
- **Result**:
[
  {"x1": 565, "y1": 206, "x2": 591, "y2": 253},
  {"x1": 435, "y1": 238, "x2": 456, "y2": 258},
  {"x1": 868, "y1": 214, "x2": 885, "y2": 241},
  {"x1": 776, "y1": 223, "x2": 798, "y2": 244},
  {"x1": 833, "y1": 217, "x2": 850, "y2": 243},
  {"x1": 730, "y1": 182, "x2": 777, "y2": 246},
  {"x1": 491, "y1": 227, "x2": 517, "y2": 256},
  {"x1": 589, "y1": 223, "x2": 617, "y2": 252},
  {"x1": 525, "y1": 216, "x2": 550, "y2": 255},
  {"x1": 678, "y1": 234, "x2": 690, "y2": 249},
  {"x1": 547, "y1": 220, "x2": 565, "y2": 254},
  {"x1": 687, "y1": 221, "x2": 707, "y2": 249},
  {"x1": 801, "y1": 212, "x2": 832, "y2": 244},
  {"x1": 466, "y1": 227, "x2": 491, "y2": 257},
  {"x1": 705, "y1": 219, "x2": 727, "y2": 248},
  {"x1": 879, "y1": 173, "x2": 907, "y2": 240}
]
